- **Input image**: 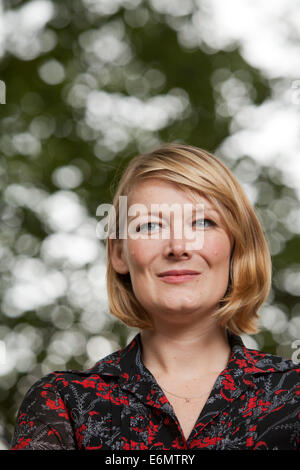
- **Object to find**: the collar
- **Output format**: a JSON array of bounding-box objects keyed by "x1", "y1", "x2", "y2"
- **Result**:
[
  {"x1": 85, "y1": 330, "x2": 297, "y2": 437},
  {"x1": 89, "y1": 330, "x2": 295, "y2": 381},
  {"x1": 88, "y1": 331, "x2": 295, "y2": 377}
]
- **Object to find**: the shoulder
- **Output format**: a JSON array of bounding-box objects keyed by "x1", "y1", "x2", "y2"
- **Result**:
[
  {"x1": 244, "y1": 344, "x2": 300, "y2": 370},
  {"x1": 25, "y1": 341, "x2": 131, "y2": 398},
  {"x1": 241, "y1": 344, "x2": 300, "y2": 389},
  {"x1": 23, "y1": 331, "x2": 139, "y2": 397}
]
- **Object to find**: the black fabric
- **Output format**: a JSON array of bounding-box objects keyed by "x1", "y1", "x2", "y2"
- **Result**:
[{"x1": 11, "y1": 332, "x2": 300, "y2": 450}]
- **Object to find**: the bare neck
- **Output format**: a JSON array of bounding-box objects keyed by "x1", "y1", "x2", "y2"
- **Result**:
[{"x1": 140, "y1": 322, "x2": 231, "y2": 380}]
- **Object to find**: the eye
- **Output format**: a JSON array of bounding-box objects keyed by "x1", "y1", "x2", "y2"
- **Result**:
[
  {"x1": 136, "y1": 221, "x2": 160, "y2": 232},
  {"x1": 193, "y1": 218, "x2": 216, "y2": 228}
]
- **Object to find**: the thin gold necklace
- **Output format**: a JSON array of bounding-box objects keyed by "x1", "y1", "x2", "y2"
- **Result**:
[{"x1": 160, "y1": 385, "x2": 212, "y2": 403}]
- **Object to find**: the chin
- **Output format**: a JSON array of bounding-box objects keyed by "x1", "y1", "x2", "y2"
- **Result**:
[{"x1": 160, "y1": 304, "x2": 204, "y2": 316}]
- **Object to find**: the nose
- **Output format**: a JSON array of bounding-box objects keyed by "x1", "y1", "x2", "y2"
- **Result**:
[
  {"x1": 163, "y1": 216, "x2": 203, "y2": 258},
  {"x1": 164, "y1": 234, "x2": 191, "y2": 259}
]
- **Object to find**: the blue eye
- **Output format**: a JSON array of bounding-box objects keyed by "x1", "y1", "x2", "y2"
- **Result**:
[
  {"x1": 137, "y1": 222, "x2": 160, "y2": 232},
  {"x1": 136, "y1": 219, "x2": 215, "y2": 233},
  {"x1": 193, "y1": 219, "x2": 215, "y2": 228}
]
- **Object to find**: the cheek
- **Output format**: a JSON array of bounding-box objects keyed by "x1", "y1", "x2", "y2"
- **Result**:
[
  {"x1": 125, "y1": 240, "x2": 156, "y2": 270},
  {"x1": 205, "y1": 234, "x2": 231, "y2": 264}
]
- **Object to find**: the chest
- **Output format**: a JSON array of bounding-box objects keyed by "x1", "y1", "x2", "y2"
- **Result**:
[
  {"x1": 155, "y1": 374, "x2": 219, "y2": 441},
  {"x1": 66, "y1": 370, "x2": 296, "y2": 450},
  {"x1": 163, "y1": 393, "x2": 209, "y2": 441}
]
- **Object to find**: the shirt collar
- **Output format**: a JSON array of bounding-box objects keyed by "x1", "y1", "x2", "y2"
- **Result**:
[
  {"x1": 89, "y1": 330, "x2": 294, "y2": 381},
  {"x1": 85, "y1": 330, "x2": 297, "y2": 432}
]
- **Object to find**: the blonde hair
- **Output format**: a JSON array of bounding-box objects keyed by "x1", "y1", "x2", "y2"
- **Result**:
[{"x1": 106, "y1": 143, "x2": 272, "y2": 335}]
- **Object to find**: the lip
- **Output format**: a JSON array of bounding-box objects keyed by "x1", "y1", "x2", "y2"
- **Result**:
[
  {"x1": 157, "y1": 270, "x2": 200, "y2": 284},
  {"x1": 158, "y1": 270, "x2": 200, "y2": 276}
]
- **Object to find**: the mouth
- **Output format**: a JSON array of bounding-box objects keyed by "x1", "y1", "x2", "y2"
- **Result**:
[{"x1": 157, "y1": 270, "x2": 200, "y2": 284}]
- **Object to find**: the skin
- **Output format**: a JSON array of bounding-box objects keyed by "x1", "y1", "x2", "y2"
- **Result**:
[{"x1": 110, "y1": 178, "x2": 233, "y2": 384}]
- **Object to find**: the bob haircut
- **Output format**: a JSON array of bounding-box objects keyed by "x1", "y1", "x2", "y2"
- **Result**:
[{"x1": 106, "y1": 143, "x2": 272, "y2": 335}]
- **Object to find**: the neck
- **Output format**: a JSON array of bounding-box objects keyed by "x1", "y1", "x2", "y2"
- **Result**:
[{"x1": 140, "y1": 320, "x2": 231, "y2": 380}]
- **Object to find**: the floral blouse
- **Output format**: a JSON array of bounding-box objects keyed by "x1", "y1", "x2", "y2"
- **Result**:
[{"x1": 11, "y1": 331, "x2": 300, "y2": 450}]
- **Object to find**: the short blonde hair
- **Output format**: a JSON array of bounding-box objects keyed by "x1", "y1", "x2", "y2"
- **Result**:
[{"x1": 106, "y1": 143, "x2": 272, "y2": 335}]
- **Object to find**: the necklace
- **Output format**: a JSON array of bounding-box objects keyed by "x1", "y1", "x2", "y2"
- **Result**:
[{"x1": 160, "y1": 385, "x2": 212, "y2": 403}]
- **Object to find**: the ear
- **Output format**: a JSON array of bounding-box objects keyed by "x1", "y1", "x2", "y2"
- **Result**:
[{"x1": 109, "y1": 239, "x2": 129, "y2": 274}]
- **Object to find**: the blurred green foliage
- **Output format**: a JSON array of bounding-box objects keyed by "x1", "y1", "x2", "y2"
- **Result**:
[{"x1": 0, "y1": 0, "x2": 299, "y2": 448}]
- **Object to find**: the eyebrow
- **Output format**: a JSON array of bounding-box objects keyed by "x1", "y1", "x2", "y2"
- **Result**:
[
  {"x1": 203, "y1": 207, "x2": 219, "y2": 216},
  {"x1": 127, "y1": 206, "x2": 219, "y2": 220}
]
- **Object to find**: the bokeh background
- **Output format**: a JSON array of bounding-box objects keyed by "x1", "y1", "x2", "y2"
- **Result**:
[{"x1": 0, "y1": 0, "x2": 300, "y2": 449}]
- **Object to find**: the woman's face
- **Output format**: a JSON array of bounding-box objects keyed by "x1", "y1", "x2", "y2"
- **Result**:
[{"x1": 111, "y1": 178, "x2": 232, "y2": 327}]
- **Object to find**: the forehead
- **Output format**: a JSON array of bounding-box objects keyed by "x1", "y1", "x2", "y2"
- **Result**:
[{"x1": 127, "y1": 178, "x2": 218, "y2": 214}]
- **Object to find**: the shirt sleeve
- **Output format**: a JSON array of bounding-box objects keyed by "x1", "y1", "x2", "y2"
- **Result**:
[{"x1": 11, "y1": 373, "x2": 77, "y2": 450}]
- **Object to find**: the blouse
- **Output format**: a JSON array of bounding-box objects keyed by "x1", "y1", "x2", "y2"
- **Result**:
[{"x1": 11, "y1": 331, "x2": 300, "y2": 450}]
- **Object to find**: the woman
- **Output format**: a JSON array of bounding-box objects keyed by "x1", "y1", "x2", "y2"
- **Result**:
[{"x1": 11, "y1": 143, "x2": 299, "y2": 450}]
